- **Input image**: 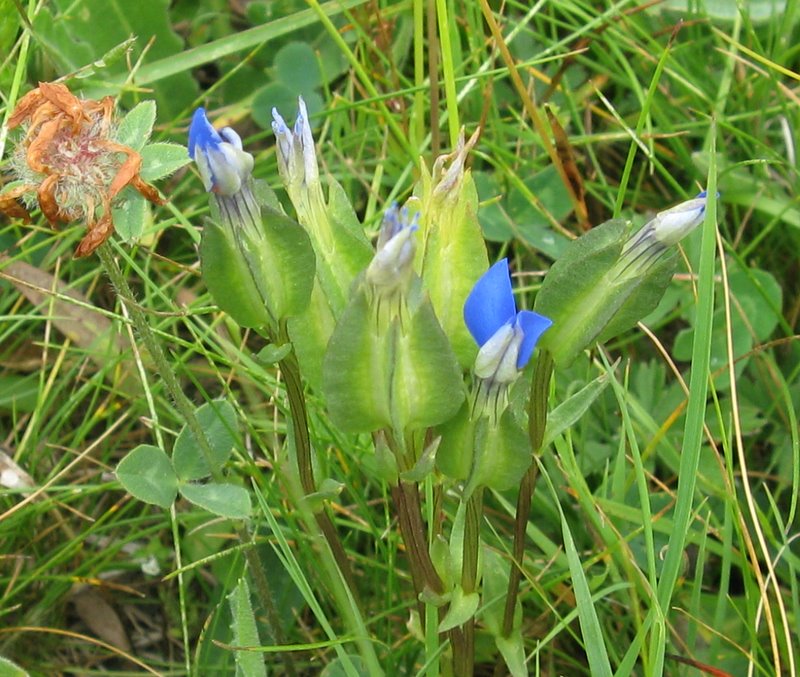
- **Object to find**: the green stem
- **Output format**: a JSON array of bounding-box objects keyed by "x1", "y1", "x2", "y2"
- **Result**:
[
  {"x1": 392, "y1": 480, "x2": 444, "y2": 596},
  {"x1": 276, "y1": 455, "x2": 384, "y2": 676},
  {"x1": 454, "y1": 488, "x2": 483, "y2": 677},
  {"x1": 276, "y1": 323, "x2": 360, "y2": 596},
  {"x1": 97, "y1": 243, "x2": 293, "y2": 676},
  {"x1": 501, "y1": 351, "x2": 553, "y2": 637}
]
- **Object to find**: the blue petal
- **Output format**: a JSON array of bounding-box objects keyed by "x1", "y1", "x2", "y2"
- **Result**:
[
  {"x1": 464, "y1": 259, "x2": 517, "y2": 347},
  {"x1": 188, "y1": 108, "x2": 222, "y2": 159},
  {"x1": 515, "y1": 310, "x2": 553, "y2": 369}
]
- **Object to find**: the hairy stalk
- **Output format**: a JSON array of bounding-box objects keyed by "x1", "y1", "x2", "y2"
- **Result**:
[
  {"x1": 276, "y1": 323, "x2": 360, "y2": 596},
  {"x1": 96, "y1": 243, "x2": 293, "y2": 676},
  {"x1": 454, "y1": 488, "x2": 483, "y2": 677},
  {"x1": 502, "y1": 351, "x2": 553, "y2": 637}
]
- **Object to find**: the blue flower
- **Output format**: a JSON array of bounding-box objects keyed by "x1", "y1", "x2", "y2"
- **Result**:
[
  {"x1": 188, "y1": 108, "x2": 254, "y2": 196},
  {"x1": 464, "y1": 259, "x2": 552, "y2": 384}
]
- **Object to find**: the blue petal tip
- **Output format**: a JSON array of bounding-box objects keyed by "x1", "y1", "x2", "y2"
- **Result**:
[{"x1": 464, "y1": 259, "x2": 517, "y2": 347}]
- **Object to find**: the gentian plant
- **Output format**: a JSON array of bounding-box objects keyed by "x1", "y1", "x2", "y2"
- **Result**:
[{"x1": 78, "y1": 87, "x2": 717, "y2": 676}]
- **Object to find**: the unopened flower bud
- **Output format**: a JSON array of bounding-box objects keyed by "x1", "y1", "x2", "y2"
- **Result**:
[
  {"x1": 366, "y1": 204, "x2": 419, "y2": 292},
  {"x1": 188, "y1": 108, "x2": 254, "y2": 196},
  {"x1": 620, "y1": 191, "x2": 711, "y2": 276},
  {"x1": 271, "y1": 96, "x2": 318, "y2": 189}
]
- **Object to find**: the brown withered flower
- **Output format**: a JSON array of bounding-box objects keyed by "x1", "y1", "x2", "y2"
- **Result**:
[{"x1": 0, "y1": 81, "x2": 163, "y2": 257}]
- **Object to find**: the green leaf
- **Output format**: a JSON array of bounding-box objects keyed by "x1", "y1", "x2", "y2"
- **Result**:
[
  {"x1": 561, "y1": 509, "x2": 613, "y2": 676},
  {"x1": 320, "y1": 656, "x2": 369, "y2": 677},
  {"x1": 419, "y1": 165, "x2": 490, "y2": 368},
  {"x1": 201, "y1": 220, "x2": 274, "y2": 329},
  {"x1": 543, "y1": 371, "x2": 612, "y2": 447},
  {"x1": 116, "y1": 444, "x2": 178, "y2": 509},
  {"x1": 228, "y1": 577, "x2": 266, "y2": 677},
  {"x1": 496, "y1": 635, "x2": 527, "y2": 677},
  {"x1": 482, "y1": 549, "x2": 527, "y2": 676},
  {"x1": 0, "y1": 374, "x2": 39, "y2": 413},
  {"x1": 32, "y1": 0, "x2": 198, "y2": 118},
  {"x1": 202, "y1": 188, "x2": 316, "y2": 328},
  {"x1": 112, "y1": 192, "x2": 148, "y2": 243},
  {"x1": 173, "y1": 400, "x2": 238, "y2": 481},
  {"x1": 140, "y1": 142, "x2": 191, "y2": 181},
  {"x1": 115, "y1": 100, "x2": 156, "y2": 150},
  {"x1": 322, "y1": 287, "x2": 392, "y2": 432},
  {"x1": 437, "y1": 585, "x2": 480, "y2": 632},
  {"x1": 436, "y1": 403, "x2": 475, "y2": 483},
  {"x1": 536, "y1": 219, "x2": 677, "y2": 367},
  {"x1": 392, "y1": 290, "x2": 466, "y2": 431},
  {"x1": 255, "y1": 343, "x2": 292, "y2": 365},
  {"x1": 373, "y1": 435, "x2": 399, "y2": 483},
  {"x1": 596, "y1": 253, "x2": 677, "y2": 344},
  {"x1": 399, "y1": 437, "x2": 440, "y2": 482},
  {"x1": 275, "y1": 41, "x2": 322, "y2": 92},
  {"x1": 0, "y1": 655, "x2": 30, "y2": 677},
  {"x1": 438, "y1": 404, "x2": 533, "y2": 492},
  {"x1": 469, "y1": 410, "x2": 532, "y2": 493},
  {"x1": 323, "y1": 282, "x2": 464, "y2": 433},
  {"x1": 304, "y1": 478, "x2": 345, "y2": 513},
  {"x1": 252, "y1": 85, "x2": 323, "y2": 131},
  {"x1": 287, "y1": 282, "x2": 335, "y2": 389},
  {"x1": 320, "y1": 176, "x2": 375, "y2": 313},
  {"x1": 255, "y1": 200, "x2": 317, "y2": 320},
  {"x1": 179, "y1": 483, "x2": 251, "y2": 518}
]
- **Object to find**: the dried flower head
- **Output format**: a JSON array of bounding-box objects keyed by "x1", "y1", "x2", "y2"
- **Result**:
[{"x1": 1, "y1": 81, "x2": 163, "y2": 257}]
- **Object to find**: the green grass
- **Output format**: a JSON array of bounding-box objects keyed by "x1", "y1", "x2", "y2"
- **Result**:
[{"x1": 1, "y1": 0, "x2": 799, "y2": 675}]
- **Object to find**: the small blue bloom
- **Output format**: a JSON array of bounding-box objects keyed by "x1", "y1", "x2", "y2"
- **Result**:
[
  {"x1": 464, "y1": 259, "x2": 552, "y2": 384},
  {"x1": 188, "y1": 108, "x2": 254, "y2": 196}
]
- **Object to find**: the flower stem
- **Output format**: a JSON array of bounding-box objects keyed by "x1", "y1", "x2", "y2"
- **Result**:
[
  {"x1": 454, "y1": 487, "x2": 483, "y2": 677},
  {"x1": 274, "y1": 326, "x2": 382, "y2": 675},
  {"x1": 501, "y1": 350, "x2": 553, "y2": 637},
  {"x1": 96, "y1": 243, "x2": 293, "y2": 676},
  {"x1": 276, "y1": 323, "x2": 360, "y2": 596}
]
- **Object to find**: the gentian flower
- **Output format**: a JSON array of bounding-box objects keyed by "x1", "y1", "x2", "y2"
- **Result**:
[
  {"x1": 270, "y1": 97, "x2": 374, "y2": 320},
  {"x1": 464, "y1": 259, "x2": 552, "y2": 418},
  {"x1": 271, "y1": 96, "x2": 318, "y2": 190},
  {"x1": 366, "y1": 203, "x2": 419, "y2": 293},
  {"x1": 188, "y1": 108, "x2": 263, "y2": 241},
  {"x1": 188, "y1": 108, "x2": 254, "y2": 197},
  {"x1": 620, "y1": 191, "x2": 711, "y2": 275}
]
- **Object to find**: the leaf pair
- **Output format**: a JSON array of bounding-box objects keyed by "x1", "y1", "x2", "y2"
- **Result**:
[{"x1": 116, "y1": 400, "x2": 251, "y2": 518}]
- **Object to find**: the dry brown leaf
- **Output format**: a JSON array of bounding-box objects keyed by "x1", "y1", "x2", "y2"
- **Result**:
[
  {"x1": 545, "y1": 105, "x2": 589, "y2": 231},
  {"x1": 71, "y1": 588, "x2": 132, "y2": 653},
  {"x1": 0, "y1": 255, "x2": 140, "y2": 393}
]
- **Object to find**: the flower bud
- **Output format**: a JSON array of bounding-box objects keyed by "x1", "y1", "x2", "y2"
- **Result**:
[
  {"x1": 271, "y1": 97, "x2": 318, "y2": 189},
  {"x1": 620, "y1": 191, "x2": 711, "y2": 276},
  {"x1": 188, "y1": 108, "x2": 254, "y2": 196},
  {"x1": 366, "y1": 204, "x2": 419, "y2": 293}
]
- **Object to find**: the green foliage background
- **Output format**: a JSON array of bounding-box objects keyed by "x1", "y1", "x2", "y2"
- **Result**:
[{"x1": 0, "y1": 0, "x2": 798, "y2": 675}]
